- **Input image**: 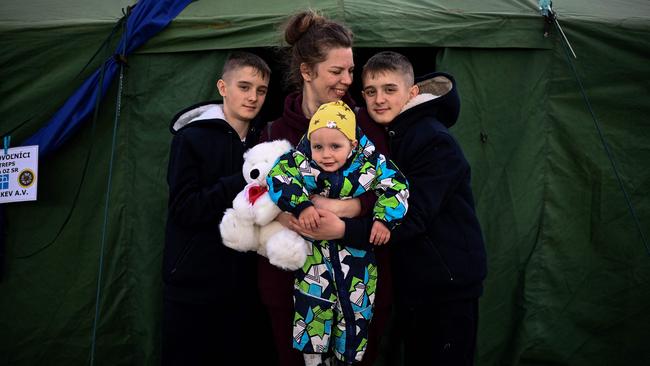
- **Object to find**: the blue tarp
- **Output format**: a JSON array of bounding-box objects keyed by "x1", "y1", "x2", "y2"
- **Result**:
[{"x1": 22, "y1": 0, "x2": 193, "y2": 156}]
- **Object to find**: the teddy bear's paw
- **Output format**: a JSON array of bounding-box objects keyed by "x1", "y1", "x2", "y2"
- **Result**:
[
  {"x1": 257, "y1": 221, "x2": 285, "y2": 258},
  {"x1": 266, "y1": 229, "x2": 308, "y2": 271},
  {"x1": 219, "y1": 209, "x2": 259, "y2": 252},
  {"x1": 253, "y1": 194, "x2": 282, "y2": 226},
  {"x1": 232, "y1": 191, "x2": 255, "y2": 221}
]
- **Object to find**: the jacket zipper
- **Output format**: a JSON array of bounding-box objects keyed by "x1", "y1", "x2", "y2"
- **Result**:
[
  {"x1": 428, "y1": 236, "x2": 454, "y2": 281},
  {"x1": 170, "y1": 241, "x2": 194, "y2": 275},
  {"x1": 328, "y1": 240, "x2": 358, "y2": 362},
  {"x1": 387, "y1": 128, "x2": 395, "y2": 154},
  {"x1": 389, "y1": 128, "x2": 452, "y2": 282}
]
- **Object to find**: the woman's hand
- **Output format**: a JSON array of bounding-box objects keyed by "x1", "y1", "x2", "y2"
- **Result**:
[
  {"x1": 297, "y1": 208, "x2": 345, "y2": 240},
  {"x1": 275, "y1": 212, "x2": 301, "y2": 232},
  {"x1": 310, "y1": 195, "x2": 361, "y2": 218}
]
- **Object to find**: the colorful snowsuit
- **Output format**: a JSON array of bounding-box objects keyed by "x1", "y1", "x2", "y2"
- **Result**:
[{"x1": 267, "y1": 131, "x2": 409, "y2": 363}]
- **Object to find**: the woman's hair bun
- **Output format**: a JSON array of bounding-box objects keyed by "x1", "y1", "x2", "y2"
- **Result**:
[{"x1": 284, "y1": 10, "x2": 325, "y2": 45}]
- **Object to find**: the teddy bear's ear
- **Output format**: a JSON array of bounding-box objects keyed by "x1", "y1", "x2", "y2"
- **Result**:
[
  {"x1": 243, "y1": 142, "x2": 261, "y2": 160},
  {"x1": 277, "y1": 139, "x2": 292, "y2": 153}
]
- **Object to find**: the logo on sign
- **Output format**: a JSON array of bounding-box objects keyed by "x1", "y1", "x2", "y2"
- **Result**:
[
  {"x1": 18, "y1": 169, "x2": 35, "y2": 188},
  {"x1": 0, "y1": 174, "x2": 8, "y2": 190}
]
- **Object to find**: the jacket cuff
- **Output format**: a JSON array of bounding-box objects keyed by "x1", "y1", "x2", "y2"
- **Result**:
[
  {"x1": 342, "y1": 217, "x2": 373, "y2": 250},
  {"x1": 293, "y1": 201, "x2": 314, "y2": 217},
  {"x1": 375, "y1": 218, "x2": 398, "y2": 231}
]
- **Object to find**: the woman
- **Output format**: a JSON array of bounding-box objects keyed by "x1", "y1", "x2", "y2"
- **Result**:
[{"x1": 258, "y1": 9, "x2": 392, "y2": 366}]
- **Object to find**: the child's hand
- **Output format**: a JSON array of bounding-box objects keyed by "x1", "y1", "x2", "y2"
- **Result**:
[
  {"x1": 298, "y1": 206, "x2": 321, "y2": 231},
  {"x1": 370, "y1": 221, "x2": 390, "y2": 245}
]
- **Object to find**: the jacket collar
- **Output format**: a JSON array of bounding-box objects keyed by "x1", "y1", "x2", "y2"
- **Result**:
[
  {"x1": 387, "y1": 94, "x2": 442, "y2": 138},
  {"x1": 387, "y1": 72, "x2": 460, "y2": 137},
  {"x1": 171, "y1": 103, "x2": 225, "y2": 132},
  {"x1": 169, "y1": 100, "x2": 264, "y2": 145}
]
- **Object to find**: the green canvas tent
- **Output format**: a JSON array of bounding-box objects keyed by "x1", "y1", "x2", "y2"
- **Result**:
[{"x1": 1, "y1": 0, "x2": 649, "y2": 365}]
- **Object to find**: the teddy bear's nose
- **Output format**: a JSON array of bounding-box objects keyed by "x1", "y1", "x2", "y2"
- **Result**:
[{"x1": 250, "y1": 169, "x2": 260, "y2": 180}]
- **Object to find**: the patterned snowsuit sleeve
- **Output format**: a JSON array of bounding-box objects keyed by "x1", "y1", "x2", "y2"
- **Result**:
[
  {"x1": 266, "y1": 150, "x2": 314, "y2": 216},
  {"x1": 368, "y1": 153, "x2": 409, "y2": 230}
]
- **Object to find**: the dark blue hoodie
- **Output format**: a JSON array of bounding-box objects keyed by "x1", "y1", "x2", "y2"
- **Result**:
[{"x1": 344, "y1": 72, "x2": 487, "y2": 304}]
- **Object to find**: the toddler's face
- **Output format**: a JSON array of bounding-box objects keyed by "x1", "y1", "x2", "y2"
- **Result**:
[{"x1": 309, "y1": 128, "x2": 357, "y2": 172}]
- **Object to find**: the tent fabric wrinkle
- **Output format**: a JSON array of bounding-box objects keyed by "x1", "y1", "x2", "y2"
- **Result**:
[{"x1": 20, "y1": 0, "x2": 193, "y2": 156}]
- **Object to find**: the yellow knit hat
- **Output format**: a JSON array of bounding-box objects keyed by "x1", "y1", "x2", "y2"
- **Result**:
[{"x1": 307, "y1": 101, "x2": 356, "y2": 141}]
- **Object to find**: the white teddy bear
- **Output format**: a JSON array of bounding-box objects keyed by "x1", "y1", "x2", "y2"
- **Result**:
[{"x1": 219, "y1": 139, "x2": 309, "y2": 271}]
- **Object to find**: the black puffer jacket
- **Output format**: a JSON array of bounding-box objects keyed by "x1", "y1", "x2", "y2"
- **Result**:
[
  {"x1": 346, "y1": 73, "x2": 487, "y2": 304},
  {"x1": 163, "y1": 101, "x2": 264, "y2": 303}
]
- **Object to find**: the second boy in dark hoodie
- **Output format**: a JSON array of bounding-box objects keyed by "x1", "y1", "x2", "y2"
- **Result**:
[{"x1": 347, "y1": 51, "x2": 488, "y2": 366}]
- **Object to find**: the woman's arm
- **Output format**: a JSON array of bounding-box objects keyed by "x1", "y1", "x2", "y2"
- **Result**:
[
  {"x1": 296, "y1": 209, "x2": 346, "y2": 240},
  {"x1": 310, "y1": 195, "x2": 361, "y2": 218}
]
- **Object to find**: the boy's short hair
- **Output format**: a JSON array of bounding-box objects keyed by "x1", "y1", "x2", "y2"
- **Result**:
[
  {"x1": 221, "y1": 51, "x2": 271, "y2": 81},
  {"x1": 362, "y1": 51, "x2": 414, "y2": 86}
]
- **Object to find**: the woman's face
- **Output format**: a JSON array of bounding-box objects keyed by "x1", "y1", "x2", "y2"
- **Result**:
[{"x1": 302, "y1": 47, "x2": 354, "y2": 107}]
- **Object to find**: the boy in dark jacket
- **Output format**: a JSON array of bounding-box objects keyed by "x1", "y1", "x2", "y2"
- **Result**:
[
  {"x1": 357, "y1": 51, "x2": 488, "y2": 365},
  {"x1": 162, "y1": 52, "x2": 271, "y2": 366}
]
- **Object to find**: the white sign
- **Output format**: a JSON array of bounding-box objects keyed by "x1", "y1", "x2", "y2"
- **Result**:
[{"x1": 0, "y1": 145, "x2": 39, "y2": 203}]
